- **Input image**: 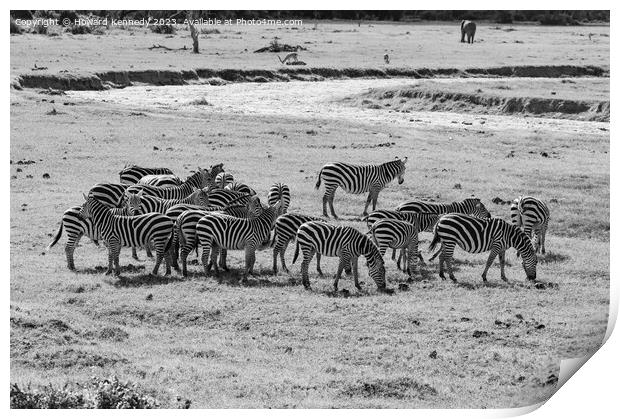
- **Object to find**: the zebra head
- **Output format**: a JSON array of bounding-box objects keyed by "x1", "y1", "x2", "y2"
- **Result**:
[
  {"x1": 510, "y1": 225, "x2": 537, "y2": 281},
  {"x1": 472, "y1": 201, "x2": 491, "y2": 219},
  {"x1": 362, "y1": 236, "x2": 387, "y2": 289},
  {"x1": 125, "y1": 190, "x2": 145, "y2": 213},
  {"x1": 246, "y1": 195, "x2": 265, "y2": 219},
  {"x1": 394, "y1": 156, "x2": 407, "y2": 185},
  {"x1": 79, "y1": 193, "x2": 94, "y2": 220},
  {"x1": 189, "y1": 187, "x2": 211, "y2": 206}
]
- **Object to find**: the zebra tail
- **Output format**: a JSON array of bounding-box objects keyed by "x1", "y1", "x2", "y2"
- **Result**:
[
  {"x1": 428, "y1": 248, "x2": 441, "y2": 262},
  {"x1": 428, "y1": 230, "x2": 441, "y2": 252},
  {"x1": 164, "y1": 231, "x2": 175, "y2": 254},
  {"x1": 47, "y1": 222, "x2": 63, "y2": 250},
  {"x1": 176, "y1": 223, "x2": 186, "y2": 247},
  {"x1": 461, "y1": 20, "x2": 465, "y2": 31},
  {"x1": 292, "y1": 240, "x2": 300, "y2": 264},
  {"x1": 369, "y1": 225, "x2": 379, "y2": 248},
  {"x1": 315, "y1": 168, "x2": 323, "y2": 190}
]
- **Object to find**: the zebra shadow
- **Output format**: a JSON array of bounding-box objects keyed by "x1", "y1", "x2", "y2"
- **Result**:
[
  {"x1": 110, "y1": 273, "x2": 190, "y2": 288},
  {"x1": 80, "y1": 263, "x2": 146, "y2": 275},
  {"x1": 209, "y1": 269, "x2": 296, "y2": 288}
]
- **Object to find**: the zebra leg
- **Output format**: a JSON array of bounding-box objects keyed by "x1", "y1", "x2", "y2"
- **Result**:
[
  {"x1": 540, "y1": 225, "x2": 547, "y2": 255},
  {"x1": 280, "y1": 241, "x2": 290, "y2": 273},
  {"x1": 219, "y1": 249, "x2": 229, "y2": 271},
  {"x1": 362, "y1": 192, "x2": 373, "y2": 217},
  {"x1": 300, "y1": 247, "x2": 314, "y2": 289},
  {"x1": 152, "y1": 246, "x2": 164, "y2": 276},
  {"x1": 324, "y1": 185, "x2": 338, "y2": 219},
  {"x1": 244, "y1": 246, "x2": 256, "y2": 282},
  {"x1": 145, "y1": 242, "x2": 154, "y2": 258},
  {"x1": 351, "y1": 256, "x2": 361, "y2": 290},
  {"x1": 407, "y1": 240, "x2": 419, "y2": 278},
  {"x1": 211, "y1": 245, "x2": 221, "y2": 275},
  {"x1": 64, "y1": 231, "x2": 83, "y2": 271},
  {"x1": 322, "y1": 193, "x2": 329, "y2": 218},
  {"x1": 108, "y1": 239, "x2": 121, "y2": 276},
  {"x1": 438, "y1": 245, "x2": 446, "y2": 280},
  {"x1": 316, "y1": 253, "x2": 324, "y2": 277},
  {"x1": 131, "y1": 246, "x2": 139, "y2": 260},
  {"x1": 481, "y1": 249, "x2": 498, "y2": 283},
  {"x1": 180, "y1": 246, "x2": 191, "y2": 277},
  {"x1": 171, "y1": 230, "x2": 179, "y2": 269},
  {"x1": 201, "y1": 242, "x2": 212, "y2": 277},
  {"x1": 443, "y1": 243, "x2": 457, "y2": 282},
  {"x1": 499, "y1": 250, "x2": 508, "y2": 282},
  {"x1": 334, "y1": 254, "x2": 351, "y2": 291}
]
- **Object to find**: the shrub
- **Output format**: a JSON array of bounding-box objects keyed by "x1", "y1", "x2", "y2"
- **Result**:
[
  {"x1": 151, "y1": 24, "x2": 176, "y2": 34},
  {"x1": 68, "y1": 25, "x2": 93, "y2": 35},
  {"x1": 10, "y1": 18, "x2": 22, "y2": 34},
  {"x1": 200, "y1": 28, "x2": 220, "y2": 35}
]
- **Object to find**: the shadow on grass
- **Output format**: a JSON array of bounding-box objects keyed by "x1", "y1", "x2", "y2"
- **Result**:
[
  {"x1": 538, "y1": 251, "x2": 570, "y2": 264},
  {"x1": 79, "y1": 263, "x2": 146, "y2": 275},
  {"x1": 111, "y1": 273, "x2": 190, "y2": 288}
]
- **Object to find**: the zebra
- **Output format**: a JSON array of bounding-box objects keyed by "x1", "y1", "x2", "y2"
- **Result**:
[
  {"x1": 205, "y1": 188, "x2": 252, "y2": 208},
  {"x1": 119, "y1": 165, "x2": 174, "y2": 185},
  {"x1": 215, "y1": 172, "x2": 234, "y2": 188},
  {"x1": 315, "y1": 157, "x2": 408, "y2": 218},
  {"x1": 196, "y1": 198, "x2": 281, "y2": 281},
  {"x1": 79, "y1": 194, "x2": 174, "y2": 276},
  {"x1": 429, "y1": 213, "x2": 537, "y2": 283},
  {"x1": 369, "y1": 219, "x2": 419, "y2": 277},
  {"x1": 47, "y1": 205, "x2": 135, "y2": 271},
  {"x1": 88, "y1": 183, "x2": 129, "y2": 208},
  {"x1": 125, "y1": 189, "x2": 210, "y2": 215},
  {"x1": 138, "y1": 174, "x2": 183, "y2": 188},
  {"x1": 268, "y1": 183, "x2": 291, "y2": 214},
  {"x1": 271, "y1": 213, "x2": 324, "y2": 274},
  {"x1": 225, "y1": 181, "x2": 256, "y2": 196},
  {"x1": 126, "y1": 167, "x2": 217, "y2": 200},
  {"x1": 292, "y1": 221, "x2": 388, "y2": 292},
  {"x1": 396, "y1": 197, "x2": 490, "y2": 219},
  {"x1": 510, "y1": 196, "x2": 550, "y2": 254}
]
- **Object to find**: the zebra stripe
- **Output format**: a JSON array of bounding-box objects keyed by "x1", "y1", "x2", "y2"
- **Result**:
[
  {"x1": 271, "y1": 213, "x2": 324, "y2": 274},
  {"x1": 369, "y1": 219, "x2": 419, "y2": 277},
  {"x1": 225, "y1": 182, "x2": 256, "y2": 196},
  {"x1": 315, "y1": 158, "x2": 407, "y2": 218},
  {"x1": 429, "y1": 213, "x2": 537, "y2": 283},
  {"x1": 292, "y1": 221, "x2": 387, "y2": 291},
  {"x1": 79, "y1": 195, "x2": 174, "y2": 276},
  {"x1": 88, "y1": 183, "x2": 129, "y2": 208},
  {"x1": 196, "y1": 199, "x2": 282, "y2": 280},
  {"x1": 126, "y1": 168, "x2": 216, "y2": 200},
  {"x1": 126, "y1": 189, "x2": 210, "y2": 215},
  {"x1": 396, "y1": 197, "x2": 490, "y2": 218},
  {"x1": 47, "y1": 205, "x2": 134, "y2": 270},
  {"x1": 119, "y1": 165, "x2": 174, "y2": 185},
  {"x1": 510, "y1": 196, "x2": 550, "y2": 254},
  {"x1": 206, "y1": 188, "x2": 252, "y2": 208},
  {"x1": 268, "y1": 183, "x2": 291, "y2": 214},
  {"x1": 138, "y1": 174, "x2": 183, "y2": 188},
  {"x1": 215, "y1": 172, "x2": 234, "y2": 187}
]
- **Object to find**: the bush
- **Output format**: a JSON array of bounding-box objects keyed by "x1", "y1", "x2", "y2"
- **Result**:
[
  {"x1": 537, "y1": 12, "x2": 577, "y2": 26},
  {"x1": 32, "y1": 23, "x2": 48, "y2": 35},
  {"x1": 68, "y1": 25, "x2": 93, "y2": 35},
  {"x1": 10, "y1": 18, "x2": 22, "y2": 34},
  {"x1": 151, "y1": 24, "x2": 176, "y2": 34},
  {"x1": 10, "y1": 376, "x2": 160, "y2": 409}
]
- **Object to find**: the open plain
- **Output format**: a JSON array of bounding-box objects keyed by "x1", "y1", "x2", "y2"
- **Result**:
[{"x1": 10, "y1": 21, "x2": 609, "y2": 408}]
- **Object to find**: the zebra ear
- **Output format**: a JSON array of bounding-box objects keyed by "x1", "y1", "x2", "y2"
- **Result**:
[
  {"x1": 402, "y1": 157, "x2": 408, "y2": 164},
  {"x1": 82, "y1": 193, "x2": 88, "y2": 201},
  {"x1": 137, "y1": 190, "x2": 144, "y2": 197}
]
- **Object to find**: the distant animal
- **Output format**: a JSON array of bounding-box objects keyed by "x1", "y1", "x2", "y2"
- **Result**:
[
  {"x1": 277, "y1": 53, "x2": 299, "y2": 64},
  {"x1": 460, "y1": 20, "x2": 476, "y2": 44},
  {"x1": 429, "y1": 213, "x2": 537, "y2": 283},
  {"x1": 119, "y1": 165, "x2": 174, "y2": 185},
  {"x1": 268, "y1": 183, "x2": 291, "y2": 214},
  {"x1": 510, "y1": 196, "x2": 550, "y2": 254},
  {"x1": 369, "y1": 219, "x2": 419, "y2": 278},
  {"x1": 292, "y1": 221, "x2": 389, "y2": 292},
  {"x1": 315, "y1": 157, "x2": 408, "y2": 218},
  {"x1": 384, "y1": 54, "x2": 390, "y2": 64},
  {"x1": 79, "y1": 194, "x2": 174, "y2": 276},
  {"x1": 138, "y1": 174, "x2": 183, "y2": 188},
  {"x1": 271, "y1": 212, "x2": 324, "y2": 274},
  {"x1": 396, "y1": 197, "x2": 490, "y2": 219}
]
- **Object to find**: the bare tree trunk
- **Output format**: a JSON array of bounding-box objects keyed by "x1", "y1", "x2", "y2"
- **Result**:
[{"x1": 187, "y1": 10, "x2": 199, "y2": 54}]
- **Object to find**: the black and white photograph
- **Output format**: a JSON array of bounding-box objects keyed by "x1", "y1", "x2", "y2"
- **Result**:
[{"x1": 9, "y1": 5, "x2": 612, "y2": 411}]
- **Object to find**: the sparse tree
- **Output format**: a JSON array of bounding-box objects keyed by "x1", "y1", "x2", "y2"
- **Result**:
[{"x1": 187, "y1": 10, "x2": 199, "y2": 53}]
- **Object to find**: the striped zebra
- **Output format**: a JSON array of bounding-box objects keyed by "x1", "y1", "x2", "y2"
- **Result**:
[
  {"x1": 196, "y1": 198, "x2": 281, "y2": 281},
  {"x1": 429, "y1": 214, "x2": 537, "y2": 283},
  {"x1": 215, "y1": 172, "x2": 234, "y2": 188},
  {"x1": 88, "y1": 183, "x2": 129, "y2": 208},
  {"x1": 396, "y1": 197, "x2": 490, "y2": 219},
  {"x1": 206, "y1": 188, "x2": 252, "y2": 208},
  {"x1": 126, "y1": 189, "x2": 210, "y2": 215},
  {"x1": 126, "y1": 168, "x2": 216, "y2": 200},
  {"x1": 119, "y1": 165, "x2": 174, "y2": 185},
  {"x1": 79, "y1": 194, "x2": 174, "y2": 276},
  {"x1": 138, "y1": 174, "x2": 183, "y2": 188},
  {"x1": 315, "y1": 158, "x2": 408, "y2": 218},
  {"x1": 225, "y1": 182, "x2": 256, "y2": 196},
  {"x1": 271, "y1": 213, "x2": 324, "y2": 274},
  {"x1": 47, "y1": 205, "x2": 134, "y2": 271},
  {"x1": 369, "y1": 219, "x2": 420, "y2": 278},
  {"x1": 292, "y1": 221, "x2": 388, "y2": 292},
  {"x1": 510, "y1": 196, "x2": 550, "y2": 254},
  {"x1": 268, "y1": 183, "x2": 291, "y2": 214}
]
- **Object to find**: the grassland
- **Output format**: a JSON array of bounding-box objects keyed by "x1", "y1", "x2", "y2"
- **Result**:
[{"x1": 10, "y1": 22, "x2": 609, "y2": 409}]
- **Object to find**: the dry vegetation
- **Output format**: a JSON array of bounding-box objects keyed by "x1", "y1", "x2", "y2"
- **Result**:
[{"x1": 10, "y1": 22, "x2": 609, "y2": 409}]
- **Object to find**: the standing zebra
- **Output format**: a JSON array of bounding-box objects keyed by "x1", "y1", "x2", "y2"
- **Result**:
[
  {"x1": 79, "y1": 195, "x2": 174, "y2": 276},
  {"x1": 125, "y1": 189, "x2": 210, "y2": 215},
  {"x1": 206, "y1": 188, "x2": 252, "y2": 208},
  {"x1": 225, "y1": 182, "x2": 256, "y2": 196},
  {"x1": 292, "y1": 221, "x2": 388, "y2": 292},
  {"x1": 138, "y1": 174, "x2": 183, "y2": 188},
  {"x1": 47, "y1": 205, "x2": 134, "y2": 271},
  {"x1": 369, "y1": 219, "x2": 420, "y2": 278},
  {"x1": 315, "y1": 158, "x2": 407, "y2": 218},
  {"x1": 119, "y1": 165, "x2": 174, "y2": 185},
  {"x1": 271, "y1": 213, "x2": 324, "y2": 274},
  {"x1": 126, "y1": 168, "x2": 217, "y2": 200},
  {"x1": 510, "y1": 196, "x2": 550, "y2": 254},
  {"x1": 88, "y1": 183, "x2": 129, "y2": 208},
  {"x1": 196, "y1": 199, "x2": 282, "y2": 281},
  {"x1": 396, "y1": 197, "x2": 490, "y2": 218},
  {"x1": 429, "y1": 214, "x2": 537, "y2": 283},
  {"x1": 268, "y1": 183, "x2": 291, "y2": 214}
]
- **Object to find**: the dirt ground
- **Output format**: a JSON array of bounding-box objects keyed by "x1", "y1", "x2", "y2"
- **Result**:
[{"x1": 10, "y1": 22, "x2": 610, "y2": 409}]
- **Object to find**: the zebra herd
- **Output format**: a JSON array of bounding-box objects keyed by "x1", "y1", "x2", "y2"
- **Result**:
[{"x1": 48, "y1": 158, "x2": 550, "y2": 292}]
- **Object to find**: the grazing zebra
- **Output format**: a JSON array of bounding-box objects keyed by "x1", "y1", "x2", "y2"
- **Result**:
[
  {"x1": 268, "y1": 183, "x2": 291, "y2": 214},
  {"x1": 196, "y1": 198, "x2": 282, "y2": 281},
  {"x1": 88, "y1": 183, "x2": 129, "y2": 208},
  {"x1": 271, "y1": 213, "x2": 324, "y2": 274},
  {"x1": 429, "y1": 214, "x2": 537, "y2": 283},
  {"x1": 315, "y1": 158, "x2": 408, "y2": 218},
  {"x1": 396, "y1": 197, "x2": 490, "y2": 219},
  {"x1": 138, "y1": 174, "x2": 183, "y2": 188},
  {"x1": 292, "y1": 221, "x2": 388, "y2": 292},
  {"x1": 119, "y1": 165, "x2": 174, "y2": 185},
  {"x1": 369, "y1": 219, "x2": 419, "y2": 277},
  {"x1": 126, "y1": 189, "x2": 210, "y2": 215},
  {"x1": 215, "y1": 172, "x2": 234, "y2": 187},
  {"x1": 79, "y1": 195, "x2": 174, "y2": 276},
  {"x1": 126, "y1": 168, "x2": 216, "y2": 200},
  {"x1": 510, "y1": 196, "x2": 550, "y2": 254},
  {"x1": 225, "y1": 182, "x2": 256, "y2": 196},
  {"x1": 47, "y1": 205, "x2": 134, "y2": 271}
]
